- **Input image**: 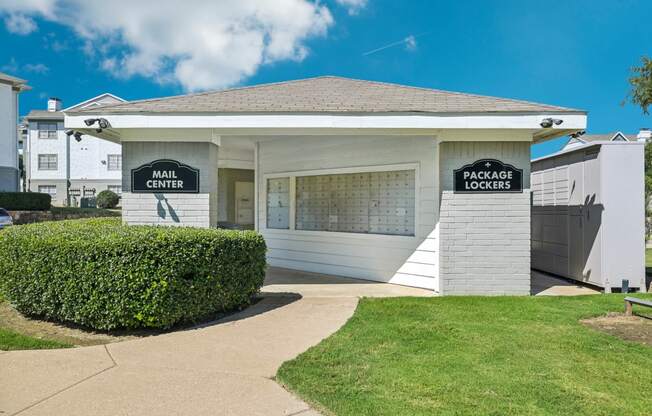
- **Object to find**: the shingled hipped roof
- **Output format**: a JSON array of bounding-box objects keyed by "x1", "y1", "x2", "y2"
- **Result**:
[
  {"x1": 69, "y1": 76, "x2": 583, "y2": 115},
  {"x1": 0, "y1": 71, "x2": 30, "y2": 91}
]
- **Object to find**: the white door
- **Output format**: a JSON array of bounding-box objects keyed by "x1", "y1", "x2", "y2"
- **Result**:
[{"x1": 235, "y1": 181, "x2": 255, "y2": 225}]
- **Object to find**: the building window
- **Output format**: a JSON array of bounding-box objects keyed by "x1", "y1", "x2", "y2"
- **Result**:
[
  {"x1": 38, "y1": 185, "x2": 57, "y2": 197},
  {"x1": 38, "y1": 122, "x2": 58, "y2": 139},
  {"x1": 266, "y1": 178, "x2": 290, "y2": 229},
  {"x1": 108, "y1": 185, "x2": 122, "y2": 195},
  {"x1": 107, "y1": 154, "x2": 121, "y2": 171},
  {"x1": 37, "y1": 154, "x2": 58, "y2": 170},
  {"x1": 295, "y1": 170, "x2": 415, "y2": 236}
]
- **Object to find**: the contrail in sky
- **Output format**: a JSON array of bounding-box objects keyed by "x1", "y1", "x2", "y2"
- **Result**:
[{"x1": 362, "y1": 32, "x2": 429, "y2": 56}]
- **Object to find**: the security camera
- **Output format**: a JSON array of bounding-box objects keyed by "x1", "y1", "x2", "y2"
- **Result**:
[
  {"x1": 540, "y1": 118, "x2": 553, "y2": 128},
  {"x1": 65, "y1": 129, "x2": 74, "y2": 137},
  {"x1": 97, "y1": 118, "x2": 110, "y2": 129},
  {"x1": 540, "y1": 118, "x2": 564, "y2": 128},
  {"x1": 74, "y1": 131, "x2": 83, "y2": 142},
  {"x1": 85, "y1": 117, "x2": 110, "y2": 133}
]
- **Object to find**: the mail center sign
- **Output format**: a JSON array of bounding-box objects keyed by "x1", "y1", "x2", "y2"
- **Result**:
[
  {"x1": 131, "y1": 159, "x2": 200, "y2": 193},
  {"x1": 454, "y1": 159, "x2": 523, "y2": 193}
]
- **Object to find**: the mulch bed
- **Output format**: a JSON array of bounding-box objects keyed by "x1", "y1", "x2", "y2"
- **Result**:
[{"x1": 581, "y1": 312, "x2": 652, "y2": 346}]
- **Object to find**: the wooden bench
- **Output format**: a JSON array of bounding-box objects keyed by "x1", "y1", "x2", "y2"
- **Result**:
[{"x1": 624, "y1": 297, "x2": 652, "y2": 316}]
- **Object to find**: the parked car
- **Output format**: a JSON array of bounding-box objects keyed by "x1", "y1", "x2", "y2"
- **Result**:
[{"x1": 0, "y1": 208, "x2": 13, "y2": 229}]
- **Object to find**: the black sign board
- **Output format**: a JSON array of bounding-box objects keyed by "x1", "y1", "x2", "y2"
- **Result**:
[
  {"x1": 454, "y1": 159, "x2": 523, "y2": 193},
  {"x1": 131, "y1": 159, "x2": 200, "y2": 193}
]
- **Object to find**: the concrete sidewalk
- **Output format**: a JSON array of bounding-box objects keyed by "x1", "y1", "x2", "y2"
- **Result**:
[
  {"x1": 1, "y1": 268, "x2": 430, "y2": 416},
  {"x1": 531, "y1": 270, "x2": 601, "y2": 296}
]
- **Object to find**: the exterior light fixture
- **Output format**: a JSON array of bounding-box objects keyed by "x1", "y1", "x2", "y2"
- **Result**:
[
  {"x1": 83, "y1": 118, "x2": 111, "y2": 133},
  {"x1": 66, "y1": 129, "x2": 84, "y2": 142},
  {"x1": 540, "y1": 118, "x2": 564, "y2": 128}
]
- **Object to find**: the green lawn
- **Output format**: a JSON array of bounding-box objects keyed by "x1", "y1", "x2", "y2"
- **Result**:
[
  {"x1": 0, "y1": 327, "x2": 71, "y2": 351},
  {"x1": 0, "y1": 293, "x2": 72, "y2": 351},
  {"x1": 278, "y1": 295, "x2": 652, "y2": 416}
]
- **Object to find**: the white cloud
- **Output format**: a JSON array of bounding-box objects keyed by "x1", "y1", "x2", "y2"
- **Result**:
[
  {"x1": 1, "y1": 57, "x2": 18, "y2": 73},
  {"x1": 50, "y1": 39, "x2": 68, "y2": 52},
  {"x1": 4, "y1": 13, "x2": 37, "y2": 34},
  {"x1": 0, "y1": 57, "x2": 49, "y2": 75},
  {"x1": 24, "y1": 62, "x2": 49, "y2": 73},
  {"x1": 0, "y1": 0, "x2": 57, "y2": 33},
  {"x1": 335, "y1": 0, "x2": 368, "y2": 15},
  {"x1": 0, "y1": 0, "x2": 335, "y2": 91},
  {"x1": 404, "y1": 35, "x2": 417, "y2": 51}
]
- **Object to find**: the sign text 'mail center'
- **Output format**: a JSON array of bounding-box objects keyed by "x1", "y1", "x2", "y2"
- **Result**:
[
  {"x1": 131, "y1": 159, "x2": 200, "y2": 193},
  {"x1": 147, "y1": 170, "x2": 184, "y2": 189}
]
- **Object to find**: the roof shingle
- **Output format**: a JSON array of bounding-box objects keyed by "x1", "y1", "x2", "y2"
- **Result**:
[
  {"x1": 69, "y1": 76, "x2": 583, "y2": 115},
  {"x1": 580, "y1": 132, "x2": 638, "y2": 142},
  {"x1": 25, "y1": 110, "x2": 64, "y2": 121}
]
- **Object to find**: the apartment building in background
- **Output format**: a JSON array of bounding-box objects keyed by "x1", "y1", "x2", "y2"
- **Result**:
[
  {"x1": 0, "y1": 72, "x2": 30, "y2": 192},
  {"x1": 563, "y1": 128, "x2": 651, "y2": 150},
  {"x1": 24, "y1": 93, "x2": 125, "y2": 205}
]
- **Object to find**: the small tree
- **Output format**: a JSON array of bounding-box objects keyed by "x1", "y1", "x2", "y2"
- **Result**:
[{"x1": 96, "y1": 190, "x2": 120, "y2": 209}]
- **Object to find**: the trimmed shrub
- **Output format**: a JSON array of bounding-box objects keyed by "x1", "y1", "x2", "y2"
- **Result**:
[
  {"x1": 96, "y1": 190, "x2": 120, "y2": 209},
  {"x1": 0, "y1": 192, "x2": 51, "y2": 211},
  {"x1": 0, "y1": 218, "x2": 267, "y2": 330}
]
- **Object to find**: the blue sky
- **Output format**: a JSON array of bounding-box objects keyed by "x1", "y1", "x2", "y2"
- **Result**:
[{"x1": 1, "y1": 0, "x2": 650, "y2": 158}]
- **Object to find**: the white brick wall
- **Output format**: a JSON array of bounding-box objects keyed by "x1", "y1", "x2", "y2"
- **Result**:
[
  {"x1": 121, "y1": 141, "x2": 219, "y2": 228},
  {"x1": 439, "y1": 191, "x2": 531, "y2": 295},
  {"x1": 438, "y1": 140, "x2": 531, "y2": 295},
  {"x1": 121, "y1": 192, "x2": 210, "y2": 228}
]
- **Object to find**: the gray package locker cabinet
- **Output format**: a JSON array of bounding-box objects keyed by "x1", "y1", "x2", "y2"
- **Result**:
[{"x1": 531, "y1": 142, "x2": 646, "y2": 292}]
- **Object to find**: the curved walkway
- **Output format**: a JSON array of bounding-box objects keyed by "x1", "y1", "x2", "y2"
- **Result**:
[{"x1": 0, "y1": 267, "x2": 431, "y2": 416}]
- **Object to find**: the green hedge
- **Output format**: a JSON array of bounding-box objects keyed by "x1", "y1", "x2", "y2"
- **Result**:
[
  {"x1": 0, "y1": 192, "x2": 51, "y2": 210},
  {"x1": 96, "y1": 190, "x2": 120, "y2": 209},
  {"x1": 0, "y1": 218, "x2": 267, "y2": 330}
]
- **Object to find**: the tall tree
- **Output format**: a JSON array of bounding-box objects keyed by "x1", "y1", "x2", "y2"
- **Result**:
[
  {"x1": 626, "y1": 56, "x2": 652, "y2": 114},
  {"x1": 626, "y1": 56, "x2": 652, "y2": 242}
]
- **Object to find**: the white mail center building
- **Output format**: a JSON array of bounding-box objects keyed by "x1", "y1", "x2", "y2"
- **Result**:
[{"x1": 65, "y1": 77, "x2": 587, "y2": 294}]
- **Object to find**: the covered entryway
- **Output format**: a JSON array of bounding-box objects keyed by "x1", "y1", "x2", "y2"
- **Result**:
[{"x1": 217, "y1": 167, "x2": 254, "y2": 229}]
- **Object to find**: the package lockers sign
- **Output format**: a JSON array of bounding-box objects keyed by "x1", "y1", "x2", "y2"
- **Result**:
[
  {"x1": 131, "y1": 159, "x2": 200, "y2": 193},
  {"x1": 454, "y1": 159, "x2": 523, "y2": 193}
]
